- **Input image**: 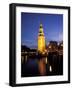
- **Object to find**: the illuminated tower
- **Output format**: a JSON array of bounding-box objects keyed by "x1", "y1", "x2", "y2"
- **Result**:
[{"x1": 38, "y1": 23, "x2": 45, "y2": 53}]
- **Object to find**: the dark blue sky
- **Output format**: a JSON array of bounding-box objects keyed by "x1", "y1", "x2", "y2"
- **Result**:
[{"x1": 21, "y1": 12, "x2": 63, "y2": 48}]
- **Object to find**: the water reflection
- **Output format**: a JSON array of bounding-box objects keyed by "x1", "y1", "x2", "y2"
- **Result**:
[
  {"x1": 21, "y1": 53, "x2": 63, "y2": 77},
  {"x1": 49, "y1": 65, "x2": 52, "y2": 72},
  {"x1": 38, "y1": 58, "x2": 46, "y2": 75}
]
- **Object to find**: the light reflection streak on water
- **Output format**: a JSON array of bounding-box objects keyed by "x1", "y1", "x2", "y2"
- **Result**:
[
  {"x1": 49, "y1": 65, "x2": 52, "y2": 72},
  {"x1": 38, "y1": 58, "x2": 46, "y2": 75}
]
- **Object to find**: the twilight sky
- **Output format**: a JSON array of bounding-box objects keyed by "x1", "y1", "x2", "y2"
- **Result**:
[{"x1": 21, "y1": 12, "x2": 63, "y2": 48}]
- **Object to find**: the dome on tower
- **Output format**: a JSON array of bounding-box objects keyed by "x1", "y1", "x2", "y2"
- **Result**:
[
  {"x1": 39, "y1": 23, "x2": 44, "y2": 36},
  {"x1": 40, "y1": 23, "x2": 43, "y2": 28}
]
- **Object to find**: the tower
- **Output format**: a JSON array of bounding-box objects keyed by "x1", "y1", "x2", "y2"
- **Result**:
[{"x1": 38, "y1": 23, "x2": 45, "y2": 53}]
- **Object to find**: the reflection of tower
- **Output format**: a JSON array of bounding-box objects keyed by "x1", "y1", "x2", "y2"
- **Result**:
[{"x1": 38, "y1": 23, "x2": 45, "y2": 53}]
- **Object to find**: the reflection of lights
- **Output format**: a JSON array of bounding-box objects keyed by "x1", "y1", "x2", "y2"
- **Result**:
[
  {"x1": 49, "y1": 65, "x2": 52, "y2": 72},
  {"x1": 45, "y1": 57, "x2": 47, "y2": 64},
  {"x1": 38, "y1": 59, "x2": 46, "y2": 75}
]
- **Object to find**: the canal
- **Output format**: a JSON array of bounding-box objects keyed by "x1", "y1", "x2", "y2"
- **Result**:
[{"x1": 21, "y1": 52, "x2": 63, "y2": 77}]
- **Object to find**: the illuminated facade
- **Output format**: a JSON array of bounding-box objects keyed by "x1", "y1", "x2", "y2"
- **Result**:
[{"x1": 38, "y1": 23, "x2": 45, "y2": 53}]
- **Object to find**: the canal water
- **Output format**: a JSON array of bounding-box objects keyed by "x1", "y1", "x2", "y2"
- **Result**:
[{"x1": 21, "y1": 53, "x2": 63, "y2": 77}]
